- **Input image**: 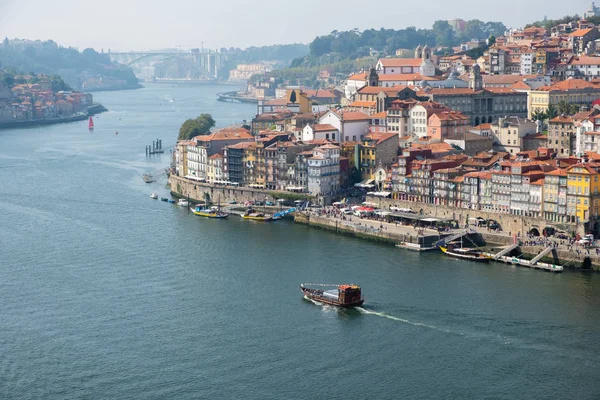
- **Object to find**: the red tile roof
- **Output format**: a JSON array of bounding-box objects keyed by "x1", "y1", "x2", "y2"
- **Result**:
[
  {"x1": 568, "y1": 56, "x2": 600, "y2": 66},
  {"x1": 357, "y1": 85, "x2": 410, "y2": 95},
  {"x1": 537, "y1": 79, "x2": 600, "y2": 91},
  {"x1": 365, "y1": 132, "x2": 398, "y2": 145},
  {"x1": 569, "y1": 28, "x2": 595, "y2": 37},
  {"x1": 378, "y1": 58, "x2": 423, "y2": 68},
  {"x1": 341, "y1": 111, "x2": 371, "y2": 121},
  {"x1": 312, "y1": 123, "x2": 338, "y2": 132},
  {"x1": 378, "y1": 74, "x2": 439, "y2": 81},
  {"x1": 348, "y1": 72, "x2": 368, "y2": 81}
]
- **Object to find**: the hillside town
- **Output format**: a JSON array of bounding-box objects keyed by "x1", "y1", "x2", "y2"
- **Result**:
[
  {"x1": 0, "y1": 76, "x2": 97, "y2": 124},
  {"x1": 174, "y1": 11, "x2": 600, "y2": 236}
]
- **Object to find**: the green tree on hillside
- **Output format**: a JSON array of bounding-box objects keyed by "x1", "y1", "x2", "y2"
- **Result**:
[{"x1": 178, "y1": 113, "x2": 216, "y2": 140}]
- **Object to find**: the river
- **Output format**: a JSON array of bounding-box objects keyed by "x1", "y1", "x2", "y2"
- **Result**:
[{"x1": 0, "y1": 83, "x2": 599, "y2": 399}]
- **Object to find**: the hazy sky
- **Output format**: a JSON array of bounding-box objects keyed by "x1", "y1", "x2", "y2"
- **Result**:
[{"x1": 0, "y1": 0, "x2": 592, "y2": 51}]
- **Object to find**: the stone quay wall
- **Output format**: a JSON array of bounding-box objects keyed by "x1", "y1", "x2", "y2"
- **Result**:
[
  {"x1": 368, "y1": 196, "x2": 584, "y2": 236},
  {"x1": 294, "y1": 213, "x2": 443, "y2": 247},
  {"x1": 169, "y1": 175, "x2": 312, "y2": 205}
]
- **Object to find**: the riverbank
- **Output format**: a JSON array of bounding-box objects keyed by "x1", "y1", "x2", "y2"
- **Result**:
[
  {"x1": 0, "y1": 103, "x2": 108, "y2": 129},
  {"x1": 293, "y1": 211, "x2": 599, "y2": 271},
  {"x1": 217, "y1": 91, "x2": 261, "y2": 104},
  {"x1": 168, "y1": 174, "x2": 313, "y2": 205}
]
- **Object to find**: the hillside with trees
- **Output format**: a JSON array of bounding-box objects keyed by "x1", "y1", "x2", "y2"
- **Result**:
[
  {"x1": 0, "y1": 38, "x2": 139, "y2": 91},
  {"x1": 260, "y1": 20, "x2": 505, "y2": 87},
  {"x1": 297, "y1": 20, "x2": 506, "y2": 66}
]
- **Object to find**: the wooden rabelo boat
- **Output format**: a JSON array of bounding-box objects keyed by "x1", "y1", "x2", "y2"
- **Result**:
[{"x1": 300, "y1": 283, "x2": 364, "y2": 307}]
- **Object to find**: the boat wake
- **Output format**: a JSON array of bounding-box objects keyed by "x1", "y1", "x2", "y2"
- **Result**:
[
  {"x1": 303, "y1": 295, "x2": 326, "y2": 306},
  {"x1": 356, "y1": 307, "x2": 452, "y2": 333}
]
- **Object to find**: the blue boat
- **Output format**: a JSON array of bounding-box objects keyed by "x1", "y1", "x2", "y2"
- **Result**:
[{"x1": 273, "y1": 207, "x2": 296, "y2": 220}]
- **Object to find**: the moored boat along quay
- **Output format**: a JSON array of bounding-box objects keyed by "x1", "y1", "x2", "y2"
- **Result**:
[{"x1": 168, "y1": 176, "x2": 599, "y2": 271}]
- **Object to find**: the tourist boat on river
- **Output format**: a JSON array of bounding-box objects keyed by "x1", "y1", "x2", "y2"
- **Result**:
[
  {"x1": 301, "y1": 283, "x2": 364, "y2": 307},
  {"x1": 177, "y1": 198, "x2": 189, "y2": 207},
  {"x1": 191, "y1": 205, "x2": 229, "y2": 219},
  {"x1": 439, "y1": 246, "x2": 491, "y2": 262},
  {"x1": 241, "y1": 208, "x2": 273, "y2": 221},
  {"x1": 150, "y1": 193, "x2": 158, "y2": 199}
]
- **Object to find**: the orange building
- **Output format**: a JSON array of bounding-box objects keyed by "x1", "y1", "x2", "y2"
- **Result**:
[{"x1": 427, "y1": 111, "x2": 470, "y2": 140}]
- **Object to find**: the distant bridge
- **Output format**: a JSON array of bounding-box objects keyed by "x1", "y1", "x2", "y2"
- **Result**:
[{"x1": 108, "y1": 50, "x2": 224, "y2": 80}]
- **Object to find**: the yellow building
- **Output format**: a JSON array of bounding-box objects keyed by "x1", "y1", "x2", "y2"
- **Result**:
[
  {"x1": 359, "y1": 132, "x2": 399, "y2": 181},
  {"x1": 206, "y1": 153, "x2": 224, "y2": 183},
  {"x1": 288, "y1": 89, "x2": 312, "y2": 114},
  {"x1": 360, "y1": 143, "x2": 377, "y2": 181},
  {"x1": 241, "y1": 143, "x2": 259, "y2": 187},
  {"x1": 566, "y1": 164, "x2": 600, "y2": 223},
  {"x1": 528, "y1": 79, "x2": 600, "y2": 119}
]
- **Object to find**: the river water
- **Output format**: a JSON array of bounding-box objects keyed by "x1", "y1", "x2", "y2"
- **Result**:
[{"x1": 1, "y1": 83, "x2": 599, "y2": 399}]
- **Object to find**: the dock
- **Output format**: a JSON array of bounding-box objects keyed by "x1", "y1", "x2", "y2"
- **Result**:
[
  {"x1": 485, "y1": 245, "x2": 563, "y2": 273},
  {"x1": 146, "y1": 139, "x2": 164, "y2": 156},
  {"x1": 217, "y1": 91, "x2": 260, "y2": 104}
]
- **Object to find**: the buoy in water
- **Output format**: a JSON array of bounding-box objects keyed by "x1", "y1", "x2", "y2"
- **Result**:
[{"x1": 115, "y1": 131, "x2": 118, "y2": 135}]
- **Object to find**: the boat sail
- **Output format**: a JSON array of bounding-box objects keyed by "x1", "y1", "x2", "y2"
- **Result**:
[{"x1": 88, "y1": 116, "x2": 94, "y2": 130}]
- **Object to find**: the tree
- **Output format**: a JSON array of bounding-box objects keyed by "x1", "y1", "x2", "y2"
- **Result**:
[
  {"x1": 547, "y1": 104, "x2": 557, "y2": 119},
  {"x1": 289, "y1": 90, "x2": 297, "y2": 104},
  {"x1": 432, "y1": 20, "x2": 455, "y2": 48},
  {"x1": 569, "y1": 104, "x2": 581, "y2": 115},
  {"x1": 178, "y1": 113, "x2": 216, "y2": 140},
  {"x1": 531, "y1": 109, "x2": 547, "y2": 122}
]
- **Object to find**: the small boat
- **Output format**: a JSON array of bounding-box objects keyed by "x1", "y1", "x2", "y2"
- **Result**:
[
  {"x1": 177, "y1": 199, "x2": 189, "y2": 207},
  {"x1": 167, "y1": 199, "x2": 176, "y2": 204},
  {"x1": 160, "y1": 197, "x2": 168, "y2": 202},
  {"x1": 88, "y1": 116, "x2": 94, "y2": 131},
  {"x1": 439, "y1": 246, "x2": 491, "y2": 262},
  {"x1": 301, "y1": 283, "x2": 364, "y2": 308},
  {"x1": 191, "y1": 205, "x2": 229, "y2": 219},
  {"x1": 142, "y1": 174, "x2": 155, "y2": 183},
  {"x1": 241, "y1": 208, "x2": 273, "y2": 221},
  {"x1": 150, "y1": 193, "x2": 158, "y2": 199}
]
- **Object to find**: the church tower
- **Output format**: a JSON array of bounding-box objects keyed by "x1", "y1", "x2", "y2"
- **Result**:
[
  {"x1": 368, "y1": 67, "x2": 379, "y2": 87},
  {"x1": 419, "y1": 45, "x2": 436, "y2": 77},
  {"x1": 415, "y1": 45, "x2": 423, "y2": 59},
  {"x1": 469, "y1": 64, "x2": 483, "y2": 91}
]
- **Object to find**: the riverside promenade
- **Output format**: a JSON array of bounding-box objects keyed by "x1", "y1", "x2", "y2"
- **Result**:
[{"x1": 294, "y1": 208, "x2": 600, "y2": 271}]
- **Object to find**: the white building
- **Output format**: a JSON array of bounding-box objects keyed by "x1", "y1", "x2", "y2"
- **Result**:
[
  {"x1": 491, "y1": 116, "x2": 537, "y2": 154},
  {"x1": 307, "y1": 144, "x2": 341, "y2": 196},
  {"x1": 575, "y1": 119, "x2": 596, "y2": 156},
  {"x1": 185, "y1": 128, "x2": 253, "y2": 179},
  {"x1": 186, "y1": 143, "x2": 204, "y2": 178},
  {"x1": 318, "y1": 110, "x2": 370, "y2": 143},
  {"x1": 566, "y1": 56, "x2": 600, "y2": 80},
  {"x1": 409, "y1": 101, "x2": 451, "y2": 138},
  {"x1": 344, "y1": 72, "x2": 368, "y2": 100},
  {"x1": 375, "y1": 45, "x2": 436, "y2": 77},
  {"x1": 520, "y1": 53, "x2": 534, "y2": 75},
  {"x1": 299, "y1": 124, "x2": 339, "y2": 142}
]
